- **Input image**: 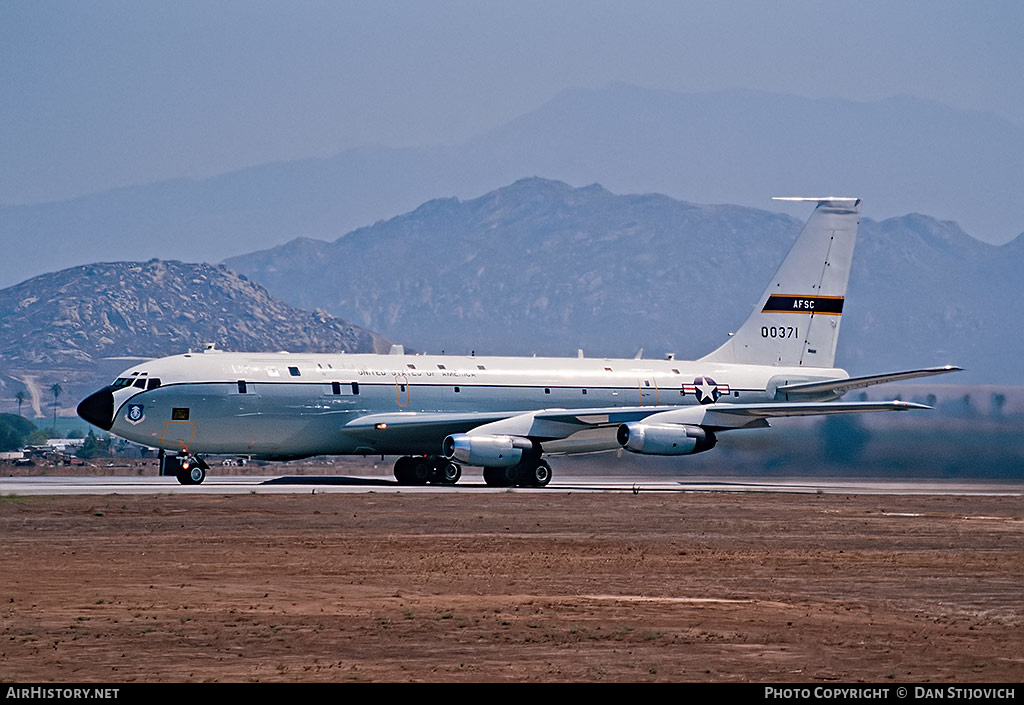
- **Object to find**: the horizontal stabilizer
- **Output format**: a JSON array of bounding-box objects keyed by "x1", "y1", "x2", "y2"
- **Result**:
[
  {"x1": 773, "y1": 196, "x2": 861, "y2": 206},
  {"x1": 777, "y1": 366, "x2": 961, "y2": 396},
  {"x1": 707, "y1": 400, "x2": 931, "y2": 418},
  {"x1": 646, "y1": 400, "x2": 931, "y2": 430}
]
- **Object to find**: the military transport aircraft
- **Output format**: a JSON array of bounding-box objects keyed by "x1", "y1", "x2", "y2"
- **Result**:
[{"x1": 77, "y1": 197, "x2": 958, "y2": 486}]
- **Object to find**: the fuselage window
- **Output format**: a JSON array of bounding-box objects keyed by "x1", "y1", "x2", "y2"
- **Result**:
[
  {"x1": 454, "y1": 386, "x2": 460, "y2": 393},
  {"x1": 238, "y1": 380, "x2": 247, "y2": 394},
  {"x1": 172, "y1": 408, "x2": 190, "y2": 420},
  {"x1": 582, "y1": 389, "x2": 588, "y2": 395},
  {"x1": 544, "y1": 388, "x2": 551, "y2": 394},
  {"x1": 407, "y1": 364, "x2": 416, "y2": 370},
  {"x1": 437, "y1": 365, "x2": 446, "y2": 370},
  {"x1": 477, "y1": 365, "x2": 486, "y2": 370},
  {"x1": 147, "y1": 378, "x2": 161, "y2": 390},
  {"x1": 351, "y1": 382, "x2": 359, "y2": 395},
  {"x1": 332, "y1": 381, "x2": 341, "y2": 395},
  {"x1": 288, "y1": 366, "x2": 300, "y2": 377}
]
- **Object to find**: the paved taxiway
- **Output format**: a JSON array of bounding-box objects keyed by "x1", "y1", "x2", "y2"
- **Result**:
[{"x1": 1, "y1": 474, "x2": 1021, "y2": 496}]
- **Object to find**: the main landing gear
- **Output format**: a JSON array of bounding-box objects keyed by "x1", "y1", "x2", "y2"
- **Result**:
[
  {"x1": 392, "y1": 454, "x2": 553, "y2": 488},
  {"x1": 482, "y1": 456, "x2": 552, "y2": 488},
  {"x1": 393, "y1": 455, "x2": 462, "y2": 486}
]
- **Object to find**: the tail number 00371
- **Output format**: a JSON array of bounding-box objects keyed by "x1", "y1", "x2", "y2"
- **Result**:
[{"x1": 761, "y1": 326, "x2": 797, "y2": 339}]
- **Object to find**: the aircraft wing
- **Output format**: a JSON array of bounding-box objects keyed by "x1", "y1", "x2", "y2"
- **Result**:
[
  {"x1": 344, "y1": 399, "x2": 928, "y2": 445},
  {"x1": 343, "y1": 406, "x2": 674, "y2": 440}
]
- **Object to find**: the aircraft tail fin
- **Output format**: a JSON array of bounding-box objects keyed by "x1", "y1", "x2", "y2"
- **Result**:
[{"x1": 700, "y1": 197, "x2": 860, "y2": 368}]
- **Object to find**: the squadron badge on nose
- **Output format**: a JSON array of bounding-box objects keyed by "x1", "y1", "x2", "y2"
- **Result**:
[{"x1": 126, "y1": 404, "x2": 145, "y2": 425}]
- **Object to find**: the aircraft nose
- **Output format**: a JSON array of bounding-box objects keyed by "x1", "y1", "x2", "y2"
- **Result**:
[{"x1": 77, "y1": 388, "x2": 114, "y2": 431}]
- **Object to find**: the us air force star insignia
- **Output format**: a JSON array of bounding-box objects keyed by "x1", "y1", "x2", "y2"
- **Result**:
[
  {"x1": 126, "y1": 404, "x2": 145, "y2": 425},
  {"x1": 694, "y1": 377, "x2": 720, "y2": 405}
]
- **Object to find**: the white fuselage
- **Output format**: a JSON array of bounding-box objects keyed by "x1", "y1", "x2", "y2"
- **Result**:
[{"x1": 95, "y1": 349, "x2": 844, "y2": 459}]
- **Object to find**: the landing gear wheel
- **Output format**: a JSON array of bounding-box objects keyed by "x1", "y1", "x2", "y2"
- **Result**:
[
  {"x1": 482, "y1": 467, "x2": 500, "y2": 487},
  {"x1": 393, "y1": 457, "x2": 410, "y2": 484},
  {"x1": 519, "y1": 459, "x2": 552, "y2": 488},
  {"x1": 410, "y1": 458, "x2": 432, "y2": 485},
  {"x1": 394, "y1": 456, "x2": 432, "y2": 485},
  {"x1": 483, "y1": 466, "x2": 518, "y2": 487},
  {"x1": 436, "y1": 461, "x2": 462, "y2": 485},
  {"x1": 175, "y1": 456, "x2": 208, "y2": 485}
]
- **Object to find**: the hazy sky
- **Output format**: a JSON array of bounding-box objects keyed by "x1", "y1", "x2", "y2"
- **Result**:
[{"x1": 2, "y1": 0, "x2": 1022, "y2": 205}]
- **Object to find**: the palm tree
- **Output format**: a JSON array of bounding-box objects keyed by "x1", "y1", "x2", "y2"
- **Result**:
[
  {"x1": 50, "y1": 383, "x2": 62, "y2": 432},
  {"x1": 15, "y1": 390, "x2": 25, "y2": 416}
]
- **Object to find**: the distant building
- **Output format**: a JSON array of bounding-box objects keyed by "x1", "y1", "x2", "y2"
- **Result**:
[{"x1": 45, "y1": 438, "x2": 86, "y2": 452}]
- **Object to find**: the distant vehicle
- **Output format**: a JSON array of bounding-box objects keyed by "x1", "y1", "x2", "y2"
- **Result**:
[{"x1": 78, "y1": 198, "x2": 958, "y2": 486}]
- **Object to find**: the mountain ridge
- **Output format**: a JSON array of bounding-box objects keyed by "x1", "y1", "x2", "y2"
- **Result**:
[
  {"x1": 0, "y1": 259, "x2": 391, "y2": 416},
  {"x1": 224, "y1": 178, "x2": 1022, "y2": 383},
  {"x1": 4, "y1": 84, "x2": 1023, "y2": 289}
]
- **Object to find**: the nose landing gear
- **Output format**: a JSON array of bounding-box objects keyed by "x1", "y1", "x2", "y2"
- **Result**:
[
  {"x1": 160, "y1": 450, "x2": 210, "y2": 485},
  {"x1": 177, "y1": 455, "x2": 209, "y2": 485}
]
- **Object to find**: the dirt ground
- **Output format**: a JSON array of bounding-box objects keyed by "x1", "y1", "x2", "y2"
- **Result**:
[{"x1": 0, "y1": 488, "x2": 1022, "y2": 683}]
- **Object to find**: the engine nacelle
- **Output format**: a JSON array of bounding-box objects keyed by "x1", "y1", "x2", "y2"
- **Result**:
[
  {"x1": 616, "y1": 423, "x2": 717, "y2": 456},
  {"x1": 443, "y1": 433, "x2": 531, "y2": 467}
]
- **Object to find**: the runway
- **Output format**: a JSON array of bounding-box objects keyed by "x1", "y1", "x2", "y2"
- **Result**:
[
  {"x1": 2, "y1": 473, "x2": 1021, "y2": 496},
  {"x1": 3, "y1": 475, "x2": 1022, "y2": 681}
]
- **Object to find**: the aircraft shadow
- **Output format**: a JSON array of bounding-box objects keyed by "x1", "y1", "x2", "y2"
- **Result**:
[{"x1": 260, "y1": 475, "x2": 397, "y2": 487}]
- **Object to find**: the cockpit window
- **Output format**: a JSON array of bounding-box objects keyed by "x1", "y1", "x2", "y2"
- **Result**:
[
  {"x1": 147, "y1": 378, "x2": 161, "y2": 390},
  {"x1": 111, "y1": 378, "x2": 133, "y2": 389},
  {"x1": 133, "y1": 378, "x2": 146, "y2": 388}
]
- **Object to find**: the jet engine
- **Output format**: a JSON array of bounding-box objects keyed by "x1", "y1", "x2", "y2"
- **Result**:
[
  {"x1": 442, "y1": 433, "x2": 532, "y2": 467},
  {"x1": 616, "y1": 422, "x2": 717, "y2": 455}
]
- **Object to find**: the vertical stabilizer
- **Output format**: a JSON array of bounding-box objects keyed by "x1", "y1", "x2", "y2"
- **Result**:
[{"x1": 700, "y1": 197, "x2": 860, "y2": 368}]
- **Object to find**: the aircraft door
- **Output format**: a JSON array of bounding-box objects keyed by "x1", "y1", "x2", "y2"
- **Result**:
[
  {"x1": 233, "y1": 380, "x2": 260, "y2": 416},
  {"x1": 394, "y1": 375, "x2": 411, "y2": 407},
  {"x1": 638, "y1": 376, "x2": 658, "y2": 406},
  {"x1": 161, "y1": 406, "x2": 197, "y2": 449}
]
